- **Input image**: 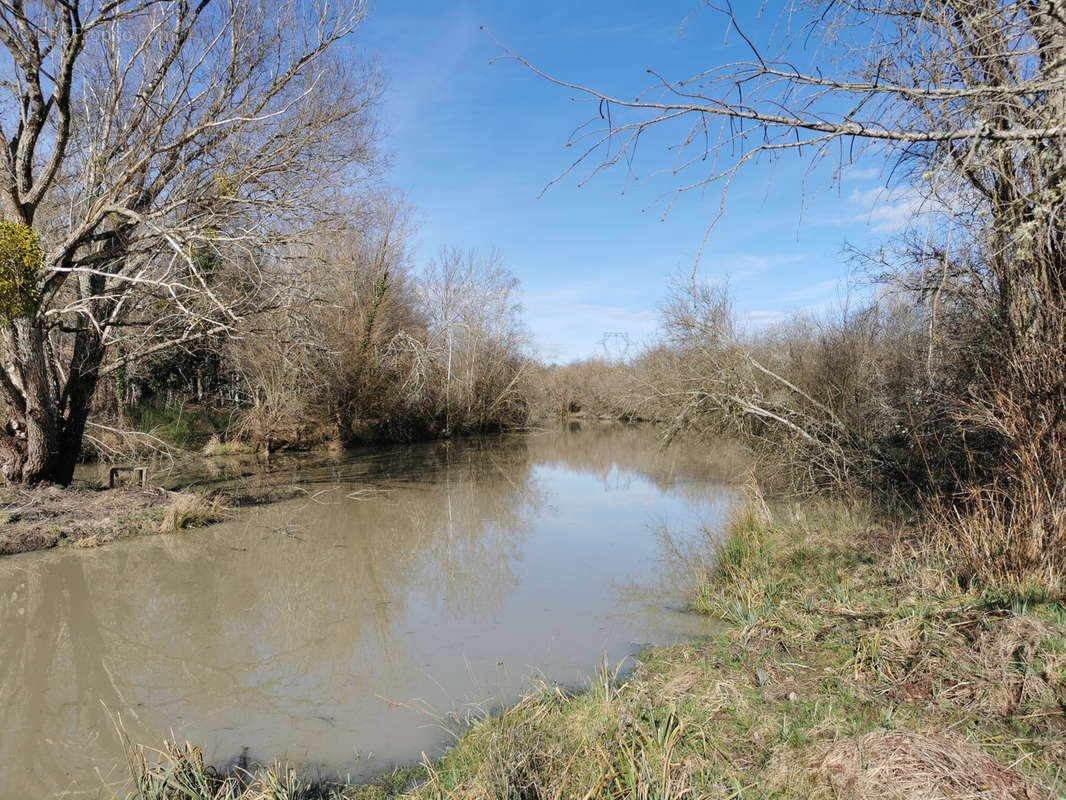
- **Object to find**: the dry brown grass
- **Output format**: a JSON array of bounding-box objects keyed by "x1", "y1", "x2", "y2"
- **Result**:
[
  {"x1": 70, "y1": 532, "x2": 102, "y2": 549},
  {"x1": 157, "y1": 491, "x2": 228, "y2": 532},
  {"x1": 122, "y1": 736, "x2": 356, "y2": 800},
  {"x1": 813, "y1": 731, "x2": 1044, "y2": 800},
  {"x1": 942, "y1": 616, "x2": 1066, "y2": 734},
  {"x1": 935, "y1": 484, "x2": 1066, "y2": 600},
  {"x1": 202, "y1": 435, "x2": 255, "y2": 457}
]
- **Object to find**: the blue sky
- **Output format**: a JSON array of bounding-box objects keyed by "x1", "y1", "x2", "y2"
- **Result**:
[{"x1": 358, "y1": 1, "x2": 913, "y2": 363}]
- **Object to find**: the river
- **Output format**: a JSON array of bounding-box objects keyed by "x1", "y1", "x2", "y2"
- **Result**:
[{"x1": 0, "y1": 423, "x2": 734, "y2": 798}]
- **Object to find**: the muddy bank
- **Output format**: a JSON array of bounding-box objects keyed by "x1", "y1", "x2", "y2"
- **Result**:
[
  {"x1": 0, "y1": 484, "x2": 219, "y2": 555},
  {"x1": 0, "y1": 451, "x2": 338, "y2": 557}
]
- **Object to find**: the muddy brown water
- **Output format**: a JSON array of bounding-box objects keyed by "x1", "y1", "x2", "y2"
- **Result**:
[{"x1": 0, "y1": 424, "x2": 734, "y2": 799}]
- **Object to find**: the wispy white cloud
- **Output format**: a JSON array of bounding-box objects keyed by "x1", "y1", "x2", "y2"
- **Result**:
[
  {"x1": 743, "y1": 276, "x2": 863, "y2": 330},
  {"x1": 744, "y1": 309, "x2": 788, "y2": 326},
  {"x1": 693, "y1": 251, "x2": 812, "y2": 284},
  {"x1": 373, "y1": 9, "x2": 483, "y2": 136},
  {"x1": 781, "y1": 277, "x2": 844, "y2": 305},
  {"x1": 842, "y1": 166, "x2": 884, "y2": 183},
  {"x1": 735, "y1": 252, "x2": 809, "y2": 280},
  {"x1": 546, "y1": 19, "x2": 682, "y2": 44},
  {"x1": 848, "y1": 186, "x2": 924, "y2": 233},
  {"x1": 521, "y1": 280, "x2": 660, "y2": 363}
]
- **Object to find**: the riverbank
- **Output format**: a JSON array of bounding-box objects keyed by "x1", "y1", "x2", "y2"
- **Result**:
[
  {"x1": 406, "y1": 498, "x2": 1064, "y2": 799},
  {"x1": 0, "y1": 484, "x2": 225, "y2": 554},
  {"x1": 1, "y1": 421, "x2": 658, "y2": 558},
  {"x1": 124, "y1": 494, "x2": 1065, "y2": 799},
  {"x1": 0, "y1": 447, "x2": 358, "y2": 556}
]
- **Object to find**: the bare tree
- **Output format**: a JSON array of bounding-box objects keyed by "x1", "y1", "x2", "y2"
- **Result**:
[
  {"x1": 510, "y1": 1, "x2": 1066, "y2": 577},
  {"x1": 501, "y1": 1, "x2": 1066, "y2": 334},
  {"x1": 503, "y1": 2, "x2": 1065, "y2": 231},
  {"x1": 231, "y1": 193, "x2": 423, "y2": 448},
  {"x1": 409, "y1": 247, "x2": 530, "y2": 435},
  {"x1": 0, "y1": 0, "x2": 380, "y2": 483}
]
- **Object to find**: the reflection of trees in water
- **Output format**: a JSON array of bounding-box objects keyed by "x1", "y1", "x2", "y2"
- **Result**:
[
  {"x1": 0, "y1": 426, "x2": 723, "y2": 798},
  {"x1": 403, "y1": 438, "x2": 544, "y2": 615},
  {"x1": 0, "y1": 556, "x2": 138, "y2": 797},
  {"x1": 0, "y1": 436, "x2": 541, "y2": 799},
  {"x1": 528, "y1": 422, "x2": 739, "y2": 499},
  {"x1": 529, "y1": 424, "x2": 738, "y2": 605}
]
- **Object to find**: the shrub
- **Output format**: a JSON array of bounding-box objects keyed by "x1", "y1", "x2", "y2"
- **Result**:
[{"x1": 0, "y1": 220, "x2": 42, "y2": 321}]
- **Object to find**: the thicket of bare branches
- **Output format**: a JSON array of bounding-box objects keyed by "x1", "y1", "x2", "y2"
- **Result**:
[
  {"x1": 224, "y1": 232, "x2": 531, "y2": 449},
  {"x1": 520, "y1": 0, "x2": 1066, "y2": 586},
  {"x1": 226, "y1": 197, "x2": 419, "y2": 448},
  {"x1": 630, "y1": 284, "x2": 925, "y2": 491},
  {"x1": 534, "y1": 358, "x2": 647, "y2": 421},
  {"x1": 0, "y1": 0, "x2": 380, "y2": 483}
]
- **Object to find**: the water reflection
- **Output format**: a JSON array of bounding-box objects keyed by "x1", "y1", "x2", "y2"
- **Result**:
[{"x1": 0, "y1": 425, "x2": 733, "y2": 799}]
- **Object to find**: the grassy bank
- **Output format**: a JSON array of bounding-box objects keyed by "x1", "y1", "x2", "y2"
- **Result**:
[
  {"x1": 0, "y1": 485, "x2": 226, "y2": 554},
  {"x1": 405, "y1": 500, "x2": 1065, "y2": 799},
  {"x1": 124, "y1": 494, "x2": 1065, "y2": 799}
]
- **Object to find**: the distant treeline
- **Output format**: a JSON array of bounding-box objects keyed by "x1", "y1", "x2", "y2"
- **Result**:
[{"x1": 536, "y1": 271, "x2": 1066, "y2": 593}]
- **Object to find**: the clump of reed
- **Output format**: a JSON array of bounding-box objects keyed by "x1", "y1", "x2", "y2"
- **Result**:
[
  {"x1": 202, "y1": 435, "x2": 255, "y2": 457},
  {"x1": 158, "y1": 491, "x2": 228, "y2": 532},
  {"x1": 122, "y1": 738, "x2": 345, "y2": 800},
  {"x1": 121, "y1": 734, "x2": 422, "y2": 800}
]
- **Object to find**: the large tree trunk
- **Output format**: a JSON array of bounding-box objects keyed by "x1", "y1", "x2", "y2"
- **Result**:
[
  {"x1": 0, "y1": 315, "x2": 104, "y2": 485},
  {"x1": 0, "y1": 318, "x2": 63, "y2": 483},
  {"x1": 55, "y1": 327, "x2": 107, "y2": 485}
]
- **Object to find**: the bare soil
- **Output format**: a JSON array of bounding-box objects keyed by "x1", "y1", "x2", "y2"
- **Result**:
[{"x1": 0, "y1": 484, "x2": 179, "y2": 555}]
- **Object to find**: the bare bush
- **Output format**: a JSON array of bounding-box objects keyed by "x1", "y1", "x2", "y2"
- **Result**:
[
  {"x1": 637, "y1": 282, "x2": 920, "y2": 494},
  {"x1": 534, "y1": 358, "x2": 646, "y2": 420},
  {"x1": 519, "y1": 1, "x2": 1066, "y2": 586}
]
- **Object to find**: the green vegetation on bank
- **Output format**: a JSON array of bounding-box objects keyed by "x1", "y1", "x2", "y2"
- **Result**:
[
  {"x1": 123, "y1": 492, "x2": 1065, "y2": 799},
  {"x1": 126, "y1": 403, "x2": 234, "y2": 450}
]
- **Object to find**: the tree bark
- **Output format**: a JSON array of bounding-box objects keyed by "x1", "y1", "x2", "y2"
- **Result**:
[
  {"x1": 5, "y1": 318, "x2": 62, "y2": 483},
  {"x1": 0, "y1": 309, "x2": 110, "y2": 485},
  {"x1": 55, "y1": 326, "x2": 106, "y2": 485}
]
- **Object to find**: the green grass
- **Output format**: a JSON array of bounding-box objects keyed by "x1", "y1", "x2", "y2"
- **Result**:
[
  {"x1": 122, "y1": 495, "x2": 1066, "y2": 799},
  {"x1": 399, "y1": 498, "x2": 1064, "y2": 799},
  {"x1": 128, "y1": 402, "x2": 231, "y2": 449}
]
